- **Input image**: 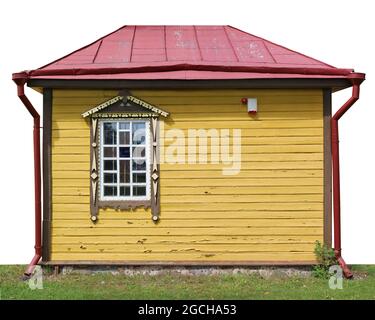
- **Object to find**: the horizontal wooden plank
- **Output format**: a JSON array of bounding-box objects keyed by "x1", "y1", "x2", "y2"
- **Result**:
[
  {"x1": 52, "y1": 243, "x2": 316, "y2": 254},
  {"x1": 53, "y1": 194, "x2": 323, "y2": 204},
  {"x1": 52, "y1": 169, "x2": 323, "y2": 180},
  {"x1": 162, "y1": 120, "x2": 323, "y2": 129},
  {"x1": 52, "y1": 218, "x2": 323, "y2": 228},
  {"x1": 52, "y1": 177, "x2": 323, "y2": 188},
  {"x1": 53, "y1": 210, "x2": 323, "y2": 220},
  {"x1": 53, "y1": 185, "x2": 323, "y2": 196},
  {"x1": 53, "y1": 137, "x2": 323, "y2": 151},
  {"x1": 49, "y1": 251, "x2": 317, "y2": 261},
  {"x1": 52, "y1": 147, "x2": 323, "y2": 163},
  {"x1": 51, "y1": 226, "x2": 323, "y2": 236},
  {"x1": 52, "y1": 202, "x2": 323, "y2": 212},
  {"x1": 53, "y1": 111, "x2": 323, "y2": 122},
  {"x1": 52, "y1": 128, "x2": 323, "y2": 140},
  {"x1": 52, "y1": 119, "x2": 323, "y2": 130},
  {"x1": 52, "y1": 234, "x2": 321, "y2": 245},
  {"x1": 54, "y1": 104, "x2": 323, "y2": 116},
  {"x1": 51, "y1": 160, "x2": 323, "y2": 171}
]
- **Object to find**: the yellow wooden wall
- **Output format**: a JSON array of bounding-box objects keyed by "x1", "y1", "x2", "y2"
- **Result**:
[{"x1": 51, "y1": 89, "x2": 324, "y2": 262}]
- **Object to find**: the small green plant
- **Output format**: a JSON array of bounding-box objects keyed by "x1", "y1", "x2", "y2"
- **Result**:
[{"x1": 312, "y1": 241, "x2": 337, "y2": 279}]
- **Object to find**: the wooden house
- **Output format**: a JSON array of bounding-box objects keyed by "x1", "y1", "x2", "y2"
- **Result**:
[{"x1": 13, "y1": 25, "x2": 365, "y2": 277}]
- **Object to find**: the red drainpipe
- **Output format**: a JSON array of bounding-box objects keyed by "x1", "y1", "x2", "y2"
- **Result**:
[
  {"x1": 331, "y1": 72, "x2": 365, "y2": 278},
  {"x1": 12, "y1": 72, "x2": 42, "y2": 278}
]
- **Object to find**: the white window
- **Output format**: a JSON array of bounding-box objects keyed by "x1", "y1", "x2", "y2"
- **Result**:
[{"x1": 99, "y1": 119, "x2": 150, "y2": 201}]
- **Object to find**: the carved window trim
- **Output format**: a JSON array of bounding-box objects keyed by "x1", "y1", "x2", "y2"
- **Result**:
[{"x1": 85, "y1": 94, "x2": 166, "y2": 223}]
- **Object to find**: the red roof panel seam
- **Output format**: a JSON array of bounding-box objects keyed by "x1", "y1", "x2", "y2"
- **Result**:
[
  {"x1": 129, "y1": 26, "x2": 136, "y2": 63},
  {"x1": 193, "y1": 26, "x2": 203, "y2": 61},
  {"x1": 164, "y1": 26, "x2": 168, "y2": 61},
  {"x1": 92, "y1": 40, "x2": 103, "y2": 64},
  {"x1": 223, "y1": 26, "x2": 239, "y2": 62}
]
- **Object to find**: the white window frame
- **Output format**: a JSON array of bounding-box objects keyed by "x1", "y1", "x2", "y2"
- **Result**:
[{"x1": 99, "y1": 119, "x2": 151, "y2": 201}]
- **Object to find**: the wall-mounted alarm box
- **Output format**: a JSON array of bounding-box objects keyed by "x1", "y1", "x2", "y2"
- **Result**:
[{"x1": 241, "y1": 98, "x2": 257, "y2": 114}]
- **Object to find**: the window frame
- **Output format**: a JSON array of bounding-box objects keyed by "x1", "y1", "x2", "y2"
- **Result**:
[{"x1": 98, "y1": 118, "x2": 151, "y2": 202}]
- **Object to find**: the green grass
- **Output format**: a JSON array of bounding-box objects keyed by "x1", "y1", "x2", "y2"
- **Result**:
[{"x1": 0, "y1": 265, "x2": 374, "y2": 300}]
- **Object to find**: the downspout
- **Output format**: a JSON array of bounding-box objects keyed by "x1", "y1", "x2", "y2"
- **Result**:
[
  {"x1": 331, "y1": 72, "x2": 365, "y2": 279},
  {"x1": 12, "y1": 72, "x2": 42, "y2": 278}
]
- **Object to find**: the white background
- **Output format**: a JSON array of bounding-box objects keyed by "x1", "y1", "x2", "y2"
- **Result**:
[{"x1": 0, "y1": 0, "x2": 373, "y2": 264}]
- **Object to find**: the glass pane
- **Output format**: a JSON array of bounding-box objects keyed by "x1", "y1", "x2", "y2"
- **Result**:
[
  {"x1": 119, "y1": 122, "x2": 130, "y2": 130},
  {"x1": 104, "y1": 160, "x2": 117, "y2": 171},
  {"x1": 119, "y1": 131, "x2": 130, "y2": 145},
  {"x1": 103, "y1": 147, "x2": 117, "y2": 158},
  {"x1": 132, "y1": 146, "x2": 145, "y2": 158},
  {"x1": 132, "y1": 122, "x2": 146, "y2": 145},
  {"x1": 119, "y1": 160, "x2": 130, "y2": 183},
  {"x1": 103, "y1": 123, "x2": 117, "y2": 145},
  {"x1": 104, "y1": 173, "x2": 117, "y2": 183},
  {"x1": 133, "y1": 172, "x2": 146, "y2": 183},
  {"x1": 120, "y1": 186, "x2": 130, "y2": 196},
  {"x1": 119, "y1": 147, "x2": 130, "y2": 158},
  {"x1": 132, "y1": 159, "x2": 146, "y2": 171},
  {"x1": 133, "y1": 186, "x2": 146, "y2": 196},
  {"x1": 104, "y1": 186, "x2": 117, "y2": 196}
]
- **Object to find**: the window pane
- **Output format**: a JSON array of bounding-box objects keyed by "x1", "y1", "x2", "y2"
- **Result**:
[
  {"x1": 104, "y1": 173, "x2": 117, "y2": 183},
  {"x1": 120, "y1": 186, "x2": 130, "y2": 196},
  {"x1": 103, "y1": 123, "x2": 117, "y2": 145},
  {"x1": 119, "y1": 147, "x2": 130, "y2": 158},
  {"x1": 104, "y1": 160, "x2": 117, "y2": 171},
  {"x1": 133, "y1": 172, "x2": 146, "y2": 183},
  {"x1": 103, "y1": 147, "x2": 117, "y2": 158},
  {"x1": 104, "y1": 186, "x2": 117, "y2": 196},
  {"x1": 119, "y1": 131, "x2": 130, "y2": 145},
  {"x1": 119, "y1": 160, "x2": 130, "y2": 183},
  {"x1": 133, "y1": 186, "x2": 146, "y2": 196},
  {"x1": 132, "y1": 122, "x2": 146, "y2": 145},
  {"x1": 132, "y1": 146, "x2": 145, "y2": 158},
  {"x1": 119, "y1": 122, "x2": 130, "y2": 130},
  {"x1": 132, "y1": 159, "x2": 146, "y2": 171}
]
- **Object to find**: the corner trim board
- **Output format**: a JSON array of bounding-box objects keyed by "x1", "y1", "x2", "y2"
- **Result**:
[
  {"x1": 42, "y1": 88, "x2": 52, "y2": 261},
  {"x1": 323, "y1": 89, "x2": 332, "y2": 247}
]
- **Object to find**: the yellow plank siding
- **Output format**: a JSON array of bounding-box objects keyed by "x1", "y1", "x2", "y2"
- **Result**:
[
  {"x1": 53, "y1": 211, "x2": 323, "y2": 220},
  {"x1": 50, "y1": 252, "x2": 317, "y2": 262},
  {"x1": 52, "y1": 227, "x2": 323, "y2": 237},
  {"x1": 52, "y1": 177, "x2": 322, "y2": 188},
  {"x1": 52, "y1": 218, "x2": 323, "y2": 228},
  {"x1": 52, "y1": 235, "x2": 321, "y2": 244},
  {"x1": 51, "y1": 88, "x2": 325, "y2": 263},
  {"x1": 52, "y1": 127, "x2": 323, "y2": 138},
  {"x1": 53, "y1": 194, "x2": 322, "y2": 204},
  {"x1": 53, "y1": 243, "x2": 316, "y2": 254},
  {"x1": 53, "y1": 186, "x2": 323, "y2": 196},
  {"x1": 53, "y1": 136, "x2": 323, "y2": 148},
  {"x1": 53, "y1": 119, "x2": 322, "y2": 130}
]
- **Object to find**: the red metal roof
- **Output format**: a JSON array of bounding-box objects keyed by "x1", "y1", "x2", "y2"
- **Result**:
[{"x1": 16, "y1": 25, "x2": 363, "y2": 81}]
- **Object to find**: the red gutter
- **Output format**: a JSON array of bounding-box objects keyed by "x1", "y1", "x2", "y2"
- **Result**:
[
  {"x1": 331, "y1": 72, "x2": 365, "y2": 278},
  {"x1": 12, "y1": 72, "x2": 42, "y2": 278}
]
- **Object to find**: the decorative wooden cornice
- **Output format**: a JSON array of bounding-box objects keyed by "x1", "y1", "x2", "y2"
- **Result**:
[{"x1": 81, "y1": 95, "x2": 169, "y2": 118}]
